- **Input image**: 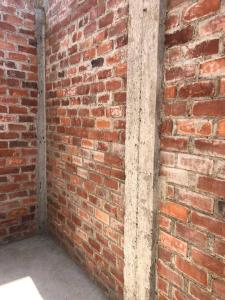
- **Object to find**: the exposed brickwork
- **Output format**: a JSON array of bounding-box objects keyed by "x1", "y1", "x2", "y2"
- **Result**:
[
  {"x1": 1, "y1": 0, "x2": 224, "y2": 298},
  {"x1": 158, "y1": 0, "x2": 225, "y2": 299},
  {"x1": 45, "y1": 0, "x2": 128, "y2": 297},
  {"x1": 0, "y1": 0, "x2": 38, "y2": 243}
]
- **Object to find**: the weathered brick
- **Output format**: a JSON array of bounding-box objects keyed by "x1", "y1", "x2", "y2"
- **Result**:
[
  {"x1": 157, "y1": 260, "x2": 184, "y2": 288},
  {"x1": 194, "y1": 139, "x2": 225, "y2": 158},
  {"x1": 165, "y1": 26, "x2": 194, "y2": 48},
  {"x1": 175, "y1": 255, "x2": 207, "y2": 286},
  {"x1": 175, "y1": 223, "x2": 208, "y2": 248},
  {"x1": 179, "y1": 81, "x2": 214, "y2": 99},
  {"x1": 192, "y1": 211, "x2": 225, "y2": 238},
  {"x1": 212, "y1": 278, "x2": 225, "y2": 299},
  {"x1": 189, "y1": 283, "x2": 213, "y2": 300},
  {"x1": 197, "y1": 176, "x2": 225, "y2": 197},
  {"x1": 160, "y1": 201, "x2": 189, "y2": 222},
  {"x1": 199, "y1": 14, "x2": 225, "y2": 35},
  {"x1": 185, "y1": 39, "x2": 219, "y2": 58},
  {"x1": 165, "y1": 64, "x2": 195, "y2": 81},
  {"x1": 175, "y1": 119, "x2": 210, "y2": 137},
  {"x1": 159, "y1": 231, "x2": 188, "y2": 256},
  {"x1": 193, "y1": 100, "x2": 225, "y2": 117},
  {"x1": 184, "y1": 0, "x2": 220, "y2": 21},
  {"x1": 177, "y1": 188, "x2": 214, "y2": 213},
  {"x1": 192, "y1": 248, "x2": 225, "y2": 278},
  {"x1": 200, "y1": 58, "x2": 225, "y2": 76},
  {"x1": 177, "y1": 153, "x2": 213, "y2": 174}
]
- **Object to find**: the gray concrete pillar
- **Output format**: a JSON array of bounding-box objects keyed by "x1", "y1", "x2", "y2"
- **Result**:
[
  {"x1": 35, "y1": 7, "x2": 47, "y2": 231},
  {"x1": 124, "y1": 0, "x2": 166, "y2": 299}
]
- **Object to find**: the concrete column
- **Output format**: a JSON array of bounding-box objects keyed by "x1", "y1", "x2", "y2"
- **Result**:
[
  {"x1": 35, "y1": 8, "x2": 47, "y2": 231},
  {"x1": 124, "y1": 0, "x2": 166, "y2": 299}
]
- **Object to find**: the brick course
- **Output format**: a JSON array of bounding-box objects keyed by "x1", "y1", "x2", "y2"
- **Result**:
[
  {"x1": 45, "y1": 0, "x2": 127, "y2": 297},
  {"x1": 0, "y1": 0, "x2": 38, "y2": 243},
  {"x1": 0, "y1": 0, "x2": 225, "y2": 299},
  {"x1": 159, "y1": 0, "x2": 225, "y2": 299}
]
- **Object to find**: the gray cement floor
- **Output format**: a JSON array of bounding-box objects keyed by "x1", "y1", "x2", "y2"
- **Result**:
[{"x1": 0, "y1": 235, "x2": 106, "y2": 300}]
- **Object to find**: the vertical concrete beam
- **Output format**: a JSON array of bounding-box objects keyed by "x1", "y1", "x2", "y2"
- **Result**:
[
  {"x1": 35, "y1": 8, "x2": 47, "y2": 231},
  {"x1": 124, "y1": 0, "x2": 166, "y2": 299}
]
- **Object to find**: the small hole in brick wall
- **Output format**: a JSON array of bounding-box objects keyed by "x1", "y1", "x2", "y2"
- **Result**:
[{"x1": 217, "y1": 200, "x2": 225, "y2": 218}]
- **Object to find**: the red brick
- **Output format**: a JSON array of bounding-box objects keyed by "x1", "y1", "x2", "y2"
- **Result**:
[
  {"x1": 166, "y1": 14, "x2": 179, "y2": 30},
  {"x1": 175, "y1": 223, "x2": 208, "y2": 248},
  {"x1": 0, "y1": 183, "x2": 19, "y2": 193},
  {"x1": 200, "y1": 58, "x2": 225, "y2": 76},
  {"x1": 160, "y1": 201, "x2": 189, "y2": 222},
  {"x1": 6, "y1": 0, "x2": 25, "y2": 9},
  {"x1": 179, "y1": 81, "x2": 214, "y2": 99},
  {"x1": 198, "y1": 176, "x2": 225, "y2": 198},
  {"x1": 193, "y1": 100, "x2": 225, "y2": 117},
  {"x1": 214, "y1": 239, "x2": 225, "y2": 257},
  {"x1": 99, "y1": 12, "x2": 114, "y2": 28},
  {"x1": 192, "y1": 248, "x2": 225, "y2": 278},
  {"x1": 172, "y1": 287, "x2": 188, "y2": 300},
  {"x1": 83, "y1": 48, "x2": 96, "y2": 60},
  {"x1": 220, "y1": 79, "x2": 225, "y2": 95},
  {"x1": 158, "y1": 277, "x2": 169, "y2": 294},
  {"x1": 184, "y1": 0, "x2": 220, "y2": 21},
  {"x1": 164, "y1": 102, "x2": 187, "y2": 116},
  {"x1": 161, "y1": 137, "x2": 188, "y2": 152},
  {"x1": 158, "y1": 294, "x2": 169, "y2": 300},
  {"x1": 97, "y1": 41, "x2": 113, "y2": 55},
  {"x1": 194, "y1": 139, "x2": 225, "y2": 158},
  {"x1": 175, "y1": 255, "x2": 207, "y2": 286},
  {"x1": 157, "y1": 259, "x2": 184, "y2": 288},
  {"x1": 109, "y1": 19, "x2": 127, "y2": 37},
  {"x1": 158, "y1": 246, "x2": 173, "y2": 263},
  {"x1": 200, "y1": 14, "x2": 225, "y2": 35},
  {"x1": 160, "y1": 151, "x2": 175, "y2": 166},
  {"x1": 192, "y1": 211, "x2": 225, "y2": 238},
  {"x1": 8, "y1": 52, "x2": 27, "y2": 62},
  {"x1": 0, "y1": 21, "x2": 16, "y2": 32},
  {"x1": 7, "y1": 33, "x2": 27, "y2": 45},
  {"x1": 84, "y1": 22, "x2": 96, "y2": 36},
  {"x1": 3, "y1": 14, "x2": 23, "y2": 25},
  {"x1": 165, "y1": 65, "x2": 195, "y2": 81},
  {"x1": 177, "y1": 153, "x2": 213, "y2": 174},
  {"x1": 158, "y1": 215, "x2": 172, "y2": 231},
  {"x1": 185, "y1": 39, "x2": 219, "y2": 58},
  {"x1": 0, "y1": 41, "x2": 15, "y2": 51},
  {"x1": 160, "y1": 119, "x2": 173, "y2": 135},
  {"x1": 165, "y1": 47, "x2": 181, "y2": 64},
  {"x1": 177, "y1": 119, "x2": 212, "y2": 136},
  {"x1": 159, "y1": 231, "x2": 188, "y2": 256},
  {"x1": 190, "y1": 283, "x2": 214, "y2": 300},
  {"x1": 212, "y1": 278, "x2": 225, "y2": 299},
  {"x1": 106, "y1": 80, "x2": 121, "y2": 91},
  {"x1": 164, "y1": 86, "x2": 177, "y2": 100},
  {"x1": 105, "y1": 153, "x2": 123, "y2": 168},
  {"x1": 165, "y1": 26, "x2": 194, "y2": 48},
  {"x1": 177, "y1": 189, "x2": 214, "y2": 213}
]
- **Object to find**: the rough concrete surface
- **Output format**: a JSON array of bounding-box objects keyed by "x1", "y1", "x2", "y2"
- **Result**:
[
  {"x1": 0, "y1": 235, "x2": 106, "y2": 300},
  {"x1": 124, "y1": 0, "x2": 165, "y2": 299},
  {"x1": 35, "y1": 8, "x2": 47, "y2": 232}
]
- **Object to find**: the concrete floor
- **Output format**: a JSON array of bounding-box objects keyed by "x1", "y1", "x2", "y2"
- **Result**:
[{"x1": 0, "y1": 235, "x2": 106, "y2": 300}]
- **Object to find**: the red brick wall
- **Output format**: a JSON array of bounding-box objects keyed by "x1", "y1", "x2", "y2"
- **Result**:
[
  {"x1": 45, "y1": 0, "x2": 128, "y2": 297},
  {"x1": 158, "y1": 0, "x2": 225, "y2": 299},
  {"x1": 0, "y1": 1, "x2": 38, "y2": 243}
]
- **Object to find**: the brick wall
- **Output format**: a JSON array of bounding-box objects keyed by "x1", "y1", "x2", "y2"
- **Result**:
[
  {"x1": 158, "y1": 0, "x2": 225, "y2": 299},
  {"x1": 45, "y1": 0, "x2": 128, "y2": 297},
  {"x1": 0, "y1": 0, "x2": 38, "y2": 243}
]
